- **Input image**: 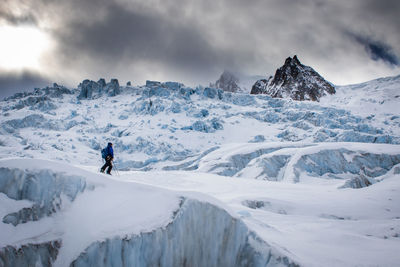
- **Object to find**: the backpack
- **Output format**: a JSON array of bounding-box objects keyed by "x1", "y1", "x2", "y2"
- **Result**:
[{"x1": 101, "y1": 147, "x2": 108, "y2": 159}]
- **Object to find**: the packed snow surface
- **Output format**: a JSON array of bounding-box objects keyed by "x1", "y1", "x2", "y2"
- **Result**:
[{"x1": 0, "y1": 75, "x2": 400, "y2": 266}]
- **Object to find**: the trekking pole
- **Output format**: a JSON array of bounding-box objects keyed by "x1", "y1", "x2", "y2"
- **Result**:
[
  {"x1": 100, "y1": 158, "x2": 105, "y2": 173},
  {"x1": 113, "y1": 162, "x2": 120, "y2": 176}
]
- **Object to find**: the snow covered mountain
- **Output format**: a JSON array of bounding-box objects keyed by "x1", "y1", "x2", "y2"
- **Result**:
[
  {"x1": 251, "y1": 56, "x2": 336, "y2": 101},
  {"x1": 1, "y1": 75, "x2": 400, "y2": 266}
]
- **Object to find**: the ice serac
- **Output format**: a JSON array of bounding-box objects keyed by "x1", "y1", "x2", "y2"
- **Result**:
[
  {"x1": 77, "y1": 78, "x2": 120, "y2": 99},
  {"x1": 292, "y1": 148, "x2": 400, "y2": 185},
  {"x1": 0, "y1": 167, "x2": 93, "y2": 225},
  {"x1": 251, "y1": 56, "x2": 335, "y2": 101},
  {"x1": 71, "y1": 199, "x2": 298, "y2": 267},
  {"x1": 0, "y1": 241, "x2": 61, "y2": 267},
  {"x1": 105, "y1": 78, "x2": 120, "y2": 97},
  {"x1": 197, "y1": 143, "x2": 400, "y2": 187}
]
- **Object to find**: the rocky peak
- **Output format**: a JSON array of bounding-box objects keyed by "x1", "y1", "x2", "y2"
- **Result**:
[
  {"x1": 251, "y1": 56, "x2": 335, "y2": 101},
  {"x1": 214, "y1": 71, "x2": 240, "y2": 93}
]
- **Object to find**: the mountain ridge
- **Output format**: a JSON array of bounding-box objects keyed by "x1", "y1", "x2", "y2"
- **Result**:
[{"x1": 251, "y1": 55, "x2": 336, "y2": 101}]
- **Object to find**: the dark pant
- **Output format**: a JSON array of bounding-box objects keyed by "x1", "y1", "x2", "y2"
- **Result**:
[{"x1": 101, "y1": 157, "x2": 113, "y2": 174}]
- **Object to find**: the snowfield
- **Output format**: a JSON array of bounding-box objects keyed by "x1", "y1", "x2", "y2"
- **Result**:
[{"x1": 0, "y1": 75, "x2": 400, "y2": 266}]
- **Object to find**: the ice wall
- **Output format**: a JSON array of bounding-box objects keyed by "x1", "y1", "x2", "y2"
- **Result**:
[
  {"x1": 205, "y1": 147, "x2": 293, "y2": 177},
  {"x1": 0, "y1": 241, "x2": 61, "y2": 267},
  {"x1": 71, "y1": 199, "x2": 298, "y2": 267},
  {"x1": 198, "y1": 143, "x2": 400, "y2": 187},
  {"x1": 0, "y1": 167, "x2": 93, "y2": 225},
  {"x1": 292, "y1": 149, "x2": 400, "y2": 184}
]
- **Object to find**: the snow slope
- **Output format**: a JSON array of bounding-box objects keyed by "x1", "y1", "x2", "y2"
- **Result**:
[
  {"x1": 118, "y1": 163, "x2": 400, "y2": 267},
  {"x1": 0, "y1": 75, "x2": 400, "y2": 266},
  {"x1": 0, "y1": 159, "x2": 295, "y2": 267},
  {"x1": 320, "y1": 74, "x2": 400, "y2": 130}
]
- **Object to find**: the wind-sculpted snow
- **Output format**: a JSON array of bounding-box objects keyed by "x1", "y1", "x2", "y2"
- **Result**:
[
  {"x1": 71, "y1": 199, "x2": 298, "y2": 267},
  {"x1": 0, "y1": 167, "x2": 93, "y2": 225},
  {"x1": 197, "y1": 143, "x2": 400, "y2": 188}
]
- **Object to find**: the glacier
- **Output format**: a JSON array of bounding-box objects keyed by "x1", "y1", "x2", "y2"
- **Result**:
[
  {"x1": 0, "y1": 159, "x2": 298, "y2": 267},
  {"x1": 0, "y1": 75, "x2": 400, "y2": 266},
  {"x1": 1, "y1": 78, "x2": 399, "y2": 170}
]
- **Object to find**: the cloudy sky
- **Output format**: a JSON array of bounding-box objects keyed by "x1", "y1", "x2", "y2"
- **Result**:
[{"x1": 0, "y1": 0, "x2": 399, "y2": 97}]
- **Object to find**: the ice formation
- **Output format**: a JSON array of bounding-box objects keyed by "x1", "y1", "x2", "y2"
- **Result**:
[
  {"x1": 0, "y1": 160, "x2": 298, "y2": 267},
  {"x1": 0, "y1": 73, "x2": 399, "y2": 266},
  {"x1": 0, "y1": 77, "x2": 399, "y2": 170}
]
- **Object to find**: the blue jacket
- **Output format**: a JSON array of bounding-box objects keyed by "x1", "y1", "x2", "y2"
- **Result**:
[{"x1": 107, "y1": 144, "x2": 114, "y2": 158}]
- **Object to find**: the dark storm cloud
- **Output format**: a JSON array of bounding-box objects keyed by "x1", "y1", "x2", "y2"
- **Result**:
[
  {"x1": 52, "y1": 0, "x2": 234, "y2": 80},
  {"x1": 354, "y1": 35, "x2": 398, "y2": 66},
  {"x1": 360, "y1": 0, "x2": 400, "y2": 25},
  {"x1": 1, "y1": 0, "x2": 400, "y2": 91},
  {"x1": 0, "y1": 71, "x2": 51, "y2": 98}
]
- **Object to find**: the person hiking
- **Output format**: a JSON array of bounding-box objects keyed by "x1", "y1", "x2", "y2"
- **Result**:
[{"x1": 101, "y1": 142, "x2": 114, "y2": 175}]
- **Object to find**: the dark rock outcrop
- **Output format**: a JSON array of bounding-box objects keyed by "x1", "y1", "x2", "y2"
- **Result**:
[
  {"x1": 215, "y1": 71, "x2": 240, "y2": 93},
  {"x1": 251, "y1": 56, "x2": 335, "y2": 101}
]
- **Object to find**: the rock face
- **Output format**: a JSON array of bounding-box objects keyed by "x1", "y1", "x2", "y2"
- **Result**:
[
  {"x1": 251, "y1": 56, "x2": 335, "y2": 101},
  {"x1": 215, "y1": 71, "x2": 240, "y2": 93}
]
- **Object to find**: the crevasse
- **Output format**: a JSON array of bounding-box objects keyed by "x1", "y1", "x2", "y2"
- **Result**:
[{"x1": 71, "y1": 199, "x2": 297, "y2": 267}]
